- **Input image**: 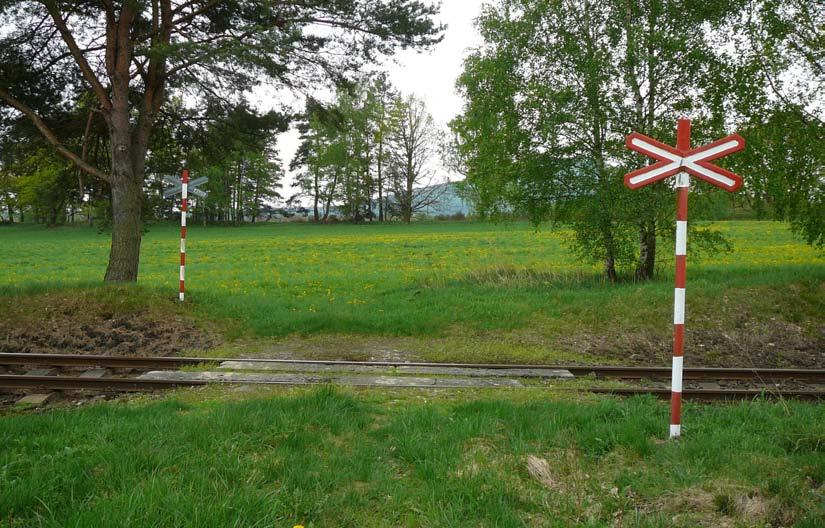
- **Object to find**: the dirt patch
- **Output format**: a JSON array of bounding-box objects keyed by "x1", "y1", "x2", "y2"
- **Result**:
[
  {"x1": 227, "y1": 322, "x2": 823, "y2": 369},
  {"x1": 239, "y1": 335, "x2": 426, "y2": 362},
  {"x1": 0, "y1": 292, "x2": 220, "y2": 357},
  {"x1": 650, "y1": 486, "x2": 782, "y2": 528},
  {"x1": 566, "y1": 320, "x2": 824, "y2": 368}
]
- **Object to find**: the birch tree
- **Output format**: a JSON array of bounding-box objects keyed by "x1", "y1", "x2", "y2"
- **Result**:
[
  {"x1": 453, "y1": 0, "x2": 745, "y2": 280},
  {"x1": 387, "y1": 94, "x2": 444, "y2": 223}
]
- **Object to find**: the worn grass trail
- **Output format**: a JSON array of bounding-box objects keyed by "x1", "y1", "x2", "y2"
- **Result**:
[{"x1": 1, "y1": 388, "x2": 823, "y2": 527}]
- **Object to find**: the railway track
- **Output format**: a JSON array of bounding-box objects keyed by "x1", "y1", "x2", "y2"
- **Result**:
[
  {"x1": 2, "y1": 352, "x2": 824, "y2": 381},
  {"x1": 1, "y1": 353, "x2": 823, "y2": 402}
]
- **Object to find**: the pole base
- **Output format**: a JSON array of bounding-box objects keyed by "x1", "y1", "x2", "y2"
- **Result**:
[{"x1": 669, "y1": 424, "x2": 681, "y2": 438}]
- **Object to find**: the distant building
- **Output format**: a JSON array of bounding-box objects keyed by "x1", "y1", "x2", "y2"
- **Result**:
[
  {"x1": 378, "y1": 181, "x2": 474, "y2": 219},
  {"x1": 415, "y1": 182, "x2": 474, "y2": 217},
  {"x1": 293, "y1": 181, "x2": 475, "y2": 222}
]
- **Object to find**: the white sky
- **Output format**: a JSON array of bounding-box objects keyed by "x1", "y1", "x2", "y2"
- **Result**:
[{"x1": 252, "y1": 0, "x2": 487, "y2": 197}]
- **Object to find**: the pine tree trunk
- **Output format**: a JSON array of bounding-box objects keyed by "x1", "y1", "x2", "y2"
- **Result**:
[
  {"x1": 604, "y1": 255, "x2": 617, "y2": 282},
  {"x1": 252, "y1": 178, "x2": 260, "y2": 223},
  {"x1": 3, "y1": 194, "x2": 13, "y2": 224},
  {"x1": 104, "y1": 173, "x2": 143, "y2": 281},
  {"x1": 322, "y1": 170, "x2": 339, "y2": 223},
  {"x1": 601, "y1": 223, "x2": 618, "y2": 282},
  {"x1": 404, "y1": 167, "x2": 413, "y2": 223},
  {"x1": 313, "y1": 171, "x2": 320, "y2": 222},
  {"x1": 236, "y1": 161, "x2": 243, "y2": 224}
]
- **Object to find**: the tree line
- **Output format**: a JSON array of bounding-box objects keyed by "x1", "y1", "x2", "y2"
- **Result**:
[
  {"x1": 291, "y1": 76, "x2": 444, "y2": 223},
  {"x1": 0, "y1": 97, "x2": 289, "y2": 227},
  {"x1": 1, "y1": 77, "x2": 446, "y2": 228}
]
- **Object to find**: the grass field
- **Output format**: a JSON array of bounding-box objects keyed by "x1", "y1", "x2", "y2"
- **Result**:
[
  {"x1": 1, "y1": 220, "x2": 823, "y2": 364},
  {"x1": 2, "y1": 387, "x2": 824, "y2": 527},
  {"x1": 1, "y1": 221, "x2": 824, "y2": 526}
]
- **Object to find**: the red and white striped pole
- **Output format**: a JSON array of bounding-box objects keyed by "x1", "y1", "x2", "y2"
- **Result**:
[
  {"x1": 670, "y1": 118, "x2": 691, "y2": 439},
  {"x1": 179, "y1": 169, "x2": 188, "y2": 302},
  {"x1": 625, "y1": 118, "x2": 744, "y2": 438}
]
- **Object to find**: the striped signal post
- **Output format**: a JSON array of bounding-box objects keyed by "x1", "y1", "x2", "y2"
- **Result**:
[
  {"x1": 179, "y1": 169, "x2": 189, "y2": 301},
  {"x1": 625, "y1": 118, "x2": 744, "y2": 439},
  {"x1": 163, "y1": 171, "x2": 208, "y2": 302},
  {"x1": 671, "y1": 120, "x2": 690, "y2": 438}
]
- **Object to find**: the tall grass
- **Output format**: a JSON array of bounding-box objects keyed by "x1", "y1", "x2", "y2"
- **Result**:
[{"x1": 1, "y1": 388, "x2": 822, "y2": 527}]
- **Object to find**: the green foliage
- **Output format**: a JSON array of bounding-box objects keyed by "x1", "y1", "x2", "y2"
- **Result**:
[
  {"x1": 719, "y1": 0, "x2": 824, "y2": 248},
  {"x1": 730, "y1": 110, "x2": 824, "y2": 247},
  {"x1": 451, "y1": 0, "x2": 748, "y2": 280},
  {"x1": 187, "y1": 103, "x2": 288, "y2": 223},
  {"x1": 451, "y1": 0, "x2": 823, "y2": 279},
  {"x1": 0, "y1": 93, "x2": 109, "y2": 226},
  {"x1": 291, "y1": 78, "x2": 441, "y2": 223},
  {"x1": 14, "y1": 149, "x2": 77, "y2": 225},
  {"x1": 292, "y1": 98, "x2": 353, "y2": 221}
]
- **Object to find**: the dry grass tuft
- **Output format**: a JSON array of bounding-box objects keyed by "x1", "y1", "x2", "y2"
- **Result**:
[
  {"x1": 525, "y1": 454, "x2": 557, "y2": 489},
  {"x1": 464, "y1": 265, "x2": 602, "y2": 288}
]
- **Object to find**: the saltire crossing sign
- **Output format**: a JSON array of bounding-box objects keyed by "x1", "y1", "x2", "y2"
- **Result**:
[
  {"x1": 624, "y1": 119, "x2": 745, "y2": 439},
  {"x1": 163, "y1": 170, "x2": 208, "y2": 302},
  {"x1": 163, "y1": 175, "x2": 209, "y2": 198}
]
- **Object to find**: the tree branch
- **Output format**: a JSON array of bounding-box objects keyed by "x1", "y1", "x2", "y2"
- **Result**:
[
  {"x1": 44, "y1": 3, "x2": 112, "y2": 111},
  {"x1": 172, "y1": 0, "x2": 223, "y2": 26},
  {"x1": 163, "y1": 28, "x2": 258, "y2": 78},
  {"x1": 35, "y1": 44, "x2": 108, "y2": 77},
  {"x1": 0, "y1": 87, "x2": 111, "y2": 182}
]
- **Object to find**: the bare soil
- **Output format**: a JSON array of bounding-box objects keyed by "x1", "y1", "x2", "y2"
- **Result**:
[
  {"x1": 231, "y1": 322, "x2": 824, "y2": 369},
  {"x1": 0, "y1": 292, "x2": 220, "y2": 357},
  {"x1": 578, "y1": 320, "x2": 825, "y2": 368}
]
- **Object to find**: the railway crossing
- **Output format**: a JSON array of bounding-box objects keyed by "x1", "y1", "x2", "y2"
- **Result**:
[{"x1": 625, "y1": 119, "x2": 746, "y2": 438}]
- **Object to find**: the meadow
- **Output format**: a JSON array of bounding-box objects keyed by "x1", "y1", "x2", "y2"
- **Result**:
[{"x1": 1, "y1": 220, "x2": 823, "y2": 364}]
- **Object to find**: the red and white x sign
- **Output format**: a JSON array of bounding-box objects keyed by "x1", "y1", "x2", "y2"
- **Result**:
[
  {"x1": 624, "y1": 118, "x2": 747, "y2": 440},
  {"x1": 624, "y1": 132, "x2": 745, "y2": 191}
]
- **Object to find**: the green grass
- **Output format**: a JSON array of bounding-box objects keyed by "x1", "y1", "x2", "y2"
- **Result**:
[
  {"x1": 1, "y1": 387, "x2": 823, "y2": 527},
  {"x1": 0, "y1": 220, "x2": 822, "y2": 340},
  {"x1": 1, "y1": 223, "x2": 823, "y2": 526}
]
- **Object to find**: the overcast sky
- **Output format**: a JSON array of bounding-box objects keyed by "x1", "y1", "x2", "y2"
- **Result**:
[{"x1": 257, "y1": 0, "x2": 487, "y2": 196}]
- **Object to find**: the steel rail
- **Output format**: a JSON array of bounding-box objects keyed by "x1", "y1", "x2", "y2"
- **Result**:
[
  {"x1": 1, "y1": 374, "x2": 823, "y2": 400},
  {"x1": 0, "y1": 375, "x2": 207, "y2": 392},
  {"x1": 0, "y1": 353, "x2": 205, "y2": 369},
  {"x1": 587, "y1": 387, "x2": 825, "y2": 401},
  {"x1": 1, "y1": 353, "x2": 823, "y2": 382},
  {"x1": 563, "y1": 365, "x2": 825, "y2": 382}
]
